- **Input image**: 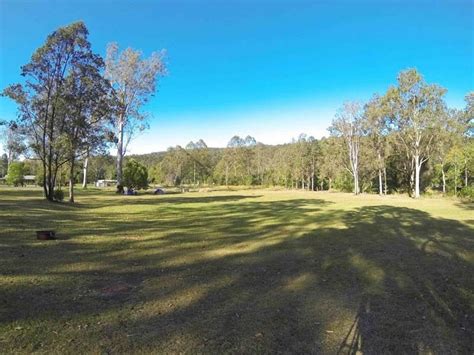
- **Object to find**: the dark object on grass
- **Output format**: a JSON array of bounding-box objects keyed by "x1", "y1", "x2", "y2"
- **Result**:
[
  {"x1": 154, "y1": 188, "x2": 165, "y2": 195},
  {"x1": 126, "y1": 188, "x2": 138, "y2": 195},
  {"x1": 116, "y1": 185, "x2": 124, "y2": 194},
  {"x1": 53, "y1": 189, "x2": 64, "y2": 202},
  {"x1": 36, "y1": 230, "x2": 56, "y2": 240}
]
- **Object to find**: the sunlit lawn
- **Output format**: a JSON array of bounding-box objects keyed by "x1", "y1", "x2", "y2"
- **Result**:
[{"x1": 0, "y1": 187, "x2": 473, "y2": 353}]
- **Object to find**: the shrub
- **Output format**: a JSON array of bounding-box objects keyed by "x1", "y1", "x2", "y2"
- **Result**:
[
  {"x1": 116, "y1": 184, "x2": 124, "y2": 194},
  {"x1": 53, "y1": 189, "x2": 64, "y2": 202},
  {"x1": 459, "y1": 186, "x2": 474, "y2": 201},
  {"x1": 123, "y1": 159, "x2": 148, "y2": 190},
  {"x1": 36, "y1": 171, "x2": 44, "y2": 187},
  {"x1": 6, "y1": 162, "x2": 24, "y2": 186}
]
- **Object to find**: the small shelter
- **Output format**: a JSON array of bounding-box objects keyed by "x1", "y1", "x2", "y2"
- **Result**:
[
  {"x1": 23, "y1": 175, "x2": 36, "y2": 185},
  {"x1": 95, "y1": 179, "x2": 117, "y2": 188}
]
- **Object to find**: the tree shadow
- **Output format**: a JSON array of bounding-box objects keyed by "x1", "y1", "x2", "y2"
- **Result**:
[
  {"x1": 456, "y1": 201, "x2": 474, "y2": 211},
  {"x1": 334, "y1": 206, "x2": 473, "y2": 354}
]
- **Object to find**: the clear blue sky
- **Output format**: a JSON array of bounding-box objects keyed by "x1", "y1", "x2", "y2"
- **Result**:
[{"x1": 1, "y1": 0, "x2": 473, "y2": 153}]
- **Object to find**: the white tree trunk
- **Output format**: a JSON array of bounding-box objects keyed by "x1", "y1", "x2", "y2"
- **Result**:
[
  {"x1": 116, "y1": 119, "x2": 124, "y2": 186},
  {"x1": 69, "y1": 159, "x2": 75, "y2": 203},
  {"x1": 441, "y1": 167, "x2": 446, "y2": 194},
  {"x1": 378, "y1": 169, "x2": 383, "y2": 196},
  {"x1": 355, "y1": 172, "x2": 360, "y2": 194},
  {"x1": 7, "y1": 147, "x2": 13, "y2": 169},
  {"x1": 414, "y1": 155, "x2": 421, "y2": 198},
  {"x1": 225, "y1": 163, "x2": 228, "y2": 186},
  {"x1": 82, "y1": 156, "x2": 89, "y2": 189},
  {"x1": 349, "y1": 138, "x2": 360, "y2": 195}
]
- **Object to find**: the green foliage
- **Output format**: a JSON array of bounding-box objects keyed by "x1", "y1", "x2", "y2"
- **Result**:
[
  {"x1": 384, "y1": 68, "x2": 447, "y2": 198},
  {"x1": 36, "y1": 171, "x2": 44, "y2": 187},
  {"x1": 123, "y1": 159, "x2": 148, "y2": 190},
  {"x1": 85, "y1": 155, "x2": 116, "y2": 182},
  {"x1": 6, "y1": 162, "x2": 24, "y2": 186},
  {"x1": 148, "y1": 165, "x2": 164, "y2": 184},
  {"x1": 459, "y1": 186, "x2": 474, "y2": 201},
  {"x1": 333, "y1": 171, "x2": 354, "y2": 193},
  {"x1": 105, "y1": 42, "x2": 166, "y2": 185},
  {"x1": 2, "y1": 21, "x2": 111, "y2": 202}
]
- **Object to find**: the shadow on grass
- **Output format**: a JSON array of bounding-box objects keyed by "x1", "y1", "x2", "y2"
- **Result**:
[
  {"x1": 0, "y1": 189, "x2": 473, "y2": 353},
  {"x1": 456, "y1": 201, "x2": 474, "y2": 211}
]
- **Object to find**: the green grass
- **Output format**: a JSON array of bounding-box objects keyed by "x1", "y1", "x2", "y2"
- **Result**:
[{"x1": 0, "y1": 187, "x2": 473, "y2": 353}]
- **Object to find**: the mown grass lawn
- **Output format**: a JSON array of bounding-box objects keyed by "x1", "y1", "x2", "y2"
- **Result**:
[{"x1": 0, "y1": 187, "x2": 473, "y2": 354}]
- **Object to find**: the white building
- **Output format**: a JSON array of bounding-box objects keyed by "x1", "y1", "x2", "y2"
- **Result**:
[{"x1": 95, "y1": 179, "x2": 117, "y2": 188}]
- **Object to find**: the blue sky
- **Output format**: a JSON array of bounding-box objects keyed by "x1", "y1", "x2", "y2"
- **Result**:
[{"x1": 1, "y1": 0, "x2": 473, "y2": 153}]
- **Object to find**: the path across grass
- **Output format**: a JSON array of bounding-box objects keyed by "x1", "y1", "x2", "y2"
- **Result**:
[{"x1": 1, "y1": 187, "x2": 473, "y2": 353}]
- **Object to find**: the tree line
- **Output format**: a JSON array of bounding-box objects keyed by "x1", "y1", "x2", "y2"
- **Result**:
[{"x1": 107, "y1": 70, "x2": 473, "y2": 199}]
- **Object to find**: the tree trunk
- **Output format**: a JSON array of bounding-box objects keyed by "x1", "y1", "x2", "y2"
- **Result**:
[
  {"x1": 47, "y1": 108, "x2": 55, "y2": 201},
  {"x1": 329, "y1": 178, "x2": 332, "y2": 191},
  {"x1": 225, "y1": 163, "x2": 228, "y2": 186},
  {"x1": 353, "y1": 171, "x2": 360, "y2": 195},
  {"x1": 383, "y1": 167, "x2": 388, "y2": 195},
  {"x1": 69, "y1": 159, "x2": 75, "y2": 203},
  {"x1": 414, "y1": 155, "x2": 421, "y2": 198},
  {"x1": 7, "y1": 147, "x2": 13, "y2": 169},
  {"x1": 465, "y1": 162, "x2": 468, "y2": 187},
  {"x1": 116, "y1": 118, "x2": 125, "y2": 186},
  {"x1": 441, "y1": 167, "x2": 446, "y2": 194},
  {"x1": 42, "y1": 159, "x2": 48, "y2": 199},
  {"x1": 82, "y1": 155, "x2": 89, "y2": 189},
  {"x1": 47, "y1": 160, "x2": 54, "y2": 201},
  {"x1": 47, "y1": 172, "x2": 54, "y2": 201},
  {"x1": 454, "y1": 163, "x2": 458, "y2": 196},
  {"x1": 378, "y1": 169, "x2": 383, "y2": 196}
]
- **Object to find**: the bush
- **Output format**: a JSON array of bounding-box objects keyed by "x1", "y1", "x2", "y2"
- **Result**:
[
  {"x1": 333, "y1": 172, "x2": 353, "y2": 193},
  {"x1": 459, "y1": 186, "x2": 474, "y2": 201},
  {"x1": 123, "y1": 159, "x2": 148, "y2": 190},
  {"x1": 53, "y1": 189, "x2": 64, "y2": 202},
  {"x1": 36, "y1": 171, "x2": 44, "y2": 187},
  {"x1": 6, "y1": 162, "x2": 24, "y2": 186}
]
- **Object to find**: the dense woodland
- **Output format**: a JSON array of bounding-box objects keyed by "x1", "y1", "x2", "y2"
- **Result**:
[{"x1": 1, "y1": 22, "x2": 473, "y2": 200}]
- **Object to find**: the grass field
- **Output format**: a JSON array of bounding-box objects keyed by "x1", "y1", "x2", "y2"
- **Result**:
[{"x1": 0, "y1": 187, "x2": 473, "y2": 354}]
